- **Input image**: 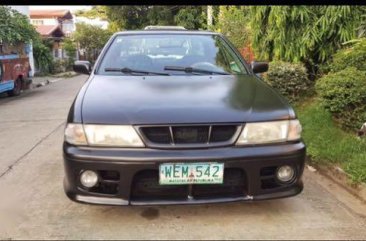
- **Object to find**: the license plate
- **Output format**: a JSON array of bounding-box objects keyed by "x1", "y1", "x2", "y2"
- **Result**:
[{"x1": 159, "y1": 163, "x2": 224, "y2": 185}]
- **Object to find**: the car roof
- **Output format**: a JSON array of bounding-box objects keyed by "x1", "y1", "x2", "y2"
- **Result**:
[
  {"x1": 113, "y1": 30, "x2": 220, "y2": 36},
  {"x1": 144, "y1": 25, "x2": 187, "y2": 30}
]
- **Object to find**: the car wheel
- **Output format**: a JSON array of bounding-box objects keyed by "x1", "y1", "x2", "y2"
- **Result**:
[{"x1": 7, "y1": 78, "x2": 22, "y2": 97}]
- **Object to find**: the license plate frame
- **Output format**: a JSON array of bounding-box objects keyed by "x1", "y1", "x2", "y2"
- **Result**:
[{"x1": 159, "y1": 162, "x2": 224, "y2": 185}]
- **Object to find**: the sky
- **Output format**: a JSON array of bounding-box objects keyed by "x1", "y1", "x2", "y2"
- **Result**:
[{"x1": 29, "y1": 5, "x2": 93, "y2": 13}]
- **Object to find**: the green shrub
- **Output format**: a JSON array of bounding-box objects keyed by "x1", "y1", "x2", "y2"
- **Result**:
[
  {"x1": 33, "y1": 40, "x2": 53, "y2": 75},
  {"x1": 51, "y1": 59, "x2": 68, "y2": 74},
  {"x1": 63, "y1": 38, "x2": 77, "y2": 71},
  {"x1": 315, "y1": 67, "x2": 366, "y2": 130},
  {"x1": 264, "y1": 61, "x2": 312, "y2": 102},
  {"x1": 330, "y1": 39, "x2": 366, "y2": 72}
]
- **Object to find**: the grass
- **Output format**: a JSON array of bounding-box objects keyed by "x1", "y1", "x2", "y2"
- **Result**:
[{"x1": 294, "y1": 97, "x2": 366, "y2": 183}]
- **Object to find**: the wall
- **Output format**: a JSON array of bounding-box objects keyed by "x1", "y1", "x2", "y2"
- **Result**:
[
  {"x1": 31, "y1": 18, "x2": 58, "y2": 25},
  {"x1": 75, "y1": 16, "x2": 109, "y2": 30}
]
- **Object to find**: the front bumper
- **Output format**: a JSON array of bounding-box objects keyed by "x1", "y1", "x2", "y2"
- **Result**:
[{"x1": 63, "y1": 141, "x2": 306, "y2": 206}]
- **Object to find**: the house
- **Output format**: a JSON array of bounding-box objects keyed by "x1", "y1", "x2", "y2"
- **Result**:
[
  {"x1": 74, "y1": 16, "x2": 109, "y2": 30},
  {"x1": 30, "y1": 9, "x2": 75, "y2": 60},
  {"x1": 35, "y1": 25, "x2": 65, "y2": 59},
  {"x1": 30, "y1": 10, "x2": 75, "y2": 36}
]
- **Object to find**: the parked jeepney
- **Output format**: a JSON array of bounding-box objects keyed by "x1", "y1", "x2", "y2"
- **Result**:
[{"x1": 0, "y1": 42, "x2": 32, "y2": 96}]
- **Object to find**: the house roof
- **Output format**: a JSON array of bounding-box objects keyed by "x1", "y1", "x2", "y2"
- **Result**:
[
  {"x1": 35, "y1": 25, "x2": 65, "y2": 38},
  {"x1": 30, "y1": 10, "x2": 73, "y2": 20}
]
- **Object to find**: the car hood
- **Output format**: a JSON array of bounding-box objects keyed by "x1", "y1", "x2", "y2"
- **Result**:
[{"x1": 81, "y1": 74, "x2": 292, "y2": 125}]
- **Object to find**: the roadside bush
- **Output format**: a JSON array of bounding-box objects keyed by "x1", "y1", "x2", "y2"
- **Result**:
[
  {"x1": 330, "y1": 38, "x2": 366, "y2": 72},
  {"x1": 264, "y1": 61, "x2": 312, "y2": 102},
  {"x1": 51, "y1": 59, "x2": 68, "y2": 74},
  {"x1": 315, "y1": 67, "x2": 366, "y2": 130},
  {"x1": 33, "y1": 39, "x2": 53, "y2": 74},
  {"x1": 63, "y1": 38, "x2": 77, "y2": 71}
]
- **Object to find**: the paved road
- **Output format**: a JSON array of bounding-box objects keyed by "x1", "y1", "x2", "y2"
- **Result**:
[{"x1": 1, "y1": 75, "x2": 366, "y2": 240}]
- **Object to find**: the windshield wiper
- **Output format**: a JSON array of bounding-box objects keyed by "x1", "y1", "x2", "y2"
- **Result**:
[
  {"x1": 105, "y1": 67, "x2": 170, "y2": 76},
  {"x1": 164, "y1": 66, "x2": 230, "y2": 75}
]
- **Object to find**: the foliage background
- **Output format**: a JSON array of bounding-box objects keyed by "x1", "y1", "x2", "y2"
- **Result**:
[
  {"x1": 0, "y1": 6, "x2": 38, "y2": 45},
  {"x1": 264, "y1": 61, "x2": 312, "y2": 103},
  {"x1": 72, "y1": 22, "x2": 112, "y2": 63}
]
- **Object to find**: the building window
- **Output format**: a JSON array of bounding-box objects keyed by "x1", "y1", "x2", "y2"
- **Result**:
[
  {"x1": 54, "y1": 48, "x2": 59, "y2": 58},
  {"x1": 32, "y1": 19, "x2": 44, "y2": 25},
  {"x1": 62, "y1": 22, "x2": 74, "y2": 33}
]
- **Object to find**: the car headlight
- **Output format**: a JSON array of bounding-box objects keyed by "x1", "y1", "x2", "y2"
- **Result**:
[
  {"x1": 64, "y1": 123, "x2": 88, "y2": 145},
  {"x1": 64, "y1": 124, "x2": 144, "y2": 147},
  {"x1": 236, "y1": 120, "x2": 302, "y2": 145}
]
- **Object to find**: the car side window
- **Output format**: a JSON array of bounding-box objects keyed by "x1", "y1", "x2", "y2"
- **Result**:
[{"x1": 215, "y1": 37, "x2": 247, "y2": 74}]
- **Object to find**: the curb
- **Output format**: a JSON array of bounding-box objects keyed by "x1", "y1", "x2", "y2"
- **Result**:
[
  {"x1": 306, "y1": 162, "x2": 366, "y2": 204},
  {"x1": 32, "y1": 79, "x2": 50, "y2": 88},
  {"x1": 31, "y1": 73, "x2": 80, "y2": 88}
]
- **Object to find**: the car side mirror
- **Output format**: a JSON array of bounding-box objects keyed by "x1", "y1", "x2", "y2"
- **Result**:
[
  {"x1": 251, "y1": 61, "x2": 269, "y2": 74},
  {"x1": 73, "y1": 61, "x2": 91, "y2": 75}
]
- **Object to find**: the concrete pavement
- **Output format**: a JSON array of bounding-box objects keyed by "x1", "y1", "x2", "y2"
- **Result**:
[
  {"x1": 31, "y1": 71, "x2": 79, "y2": 88},
  {"x1": 0, "y1": 75, "x2": 366, "y2": 240}
]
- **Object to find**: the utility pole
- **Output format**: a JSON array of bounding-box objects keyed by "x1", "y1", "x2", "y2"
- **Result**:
[{"x1": 207, "y1": 6, "x2": 213, "y2": 29}]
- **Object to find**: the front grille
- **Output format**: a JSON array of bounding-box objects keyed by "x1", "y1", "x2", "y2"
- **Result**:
[
  {"x1": 210, "y1": 125, "x2": 238, "y2": 142},
  {"x1": 173, "y1": 126, "x2": 209, "y2": 144},
  {"x1": 143, "y1": 127, "x2": 171, "y2": 144},
  {"x1": 130, "y1": 168, "x2": 247, "y2": 201},
  {"x1": 139, "y1": 124, "x2": 240, "y2": 147}
]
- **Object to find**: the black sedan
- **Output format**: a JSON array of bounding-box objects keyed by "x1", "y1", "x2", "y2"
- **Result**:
[{"x1": 64, "y1": 27, "x2": 305, "y2": 205}]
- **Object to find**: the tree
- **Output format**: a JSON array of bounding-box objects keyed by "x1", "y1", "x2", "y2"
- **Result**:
[
  {"x1": 63, "y1": 37, "x2": 77, "y2": 69},
  {"x1": 105, "y1": 6, "x2": 206, "y2": 30},
  {"x1": 146, "y1": 6, "x2": 178, "y2": 26},
  {"x1": 211, "y1": 6, "x2": 221, "y2": 27},
  {"x1": 207, "y1": 6, "x2": 213, "y2": 28},
  {"x1": 32, "y1": 37, "x2": 53, "y2": 74},
  {"x1": 250, "y1": 6, "x2": 364, "y2": 78},
  {"x1": 0, "y1": 6, "x2": 53, "y2": 74},
  {"x1": 357, "y1": 10, "x2": 366, "y2": 37},
  {"x1": 0, "y1": 6, "x2": 38, "y2": 45},
  {"x1": 215, "y1": 6, "x2": 251, "y2": 49},
  {"x1": 74, "y1": 6, "x2": 108, "y2": 20},
  {"x1": 73, "y1": 23, "x2": 112, "y2": 62},
  {"x1": 174, "y1": 6, "x2": 206, "y2": 30},
  {"x1": 105, "y1": 6, "x2": 150, "y2": 30}
]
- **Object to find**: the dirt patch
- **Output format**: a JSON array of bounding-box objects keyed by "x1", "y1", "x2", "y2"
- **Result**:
[{"x1": 140, "y1": 208, "x2": 160, "y2": 220}]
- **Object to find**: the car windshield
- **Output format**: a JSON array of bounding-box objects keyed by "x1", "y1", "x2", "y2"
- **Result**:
[{"x1": 97, "y1": 34, "x2": 249, "y2": 76}]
